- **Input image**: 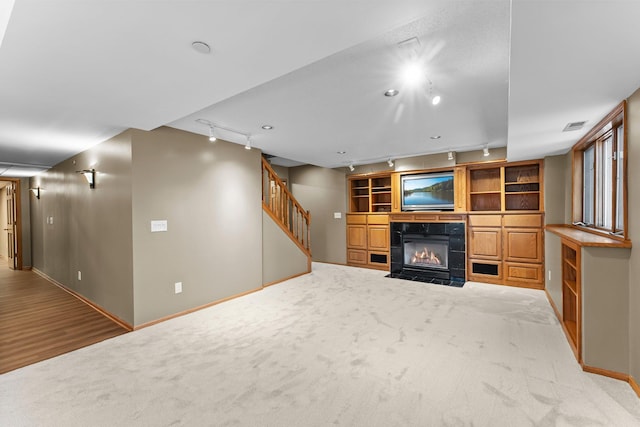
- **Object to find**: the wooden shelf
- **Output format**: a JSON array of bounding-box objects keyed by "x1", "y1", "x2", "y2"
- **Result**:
[{"x1": 564, "y1": 279, "x2": 577, "y2": 295}]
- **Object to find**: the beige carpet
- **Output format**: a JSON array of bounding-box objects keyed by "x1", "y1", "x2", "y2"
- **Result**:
[{"x1": 1, "y1": 263, "x2": 639, "y2": 426}]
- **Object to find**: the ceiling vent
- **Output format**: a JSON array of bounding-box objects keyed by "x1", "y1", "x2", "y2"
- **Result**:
[{"x1": 563, "y1": 121, "x2": 587, "y2": 132}]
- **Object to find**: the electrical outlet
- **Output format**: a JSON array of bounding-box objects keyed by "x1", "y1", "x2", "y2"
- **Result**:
[
  {"x1": 78, "y1": 271, "x2": 82, "y2": 281},
  {"x1": 174, "y1": 282, "x2": 182, "y2": 294}
]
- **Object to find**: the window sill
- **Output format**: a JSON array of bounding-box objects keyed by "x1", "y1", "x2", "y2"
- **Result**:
[{"x1": 546, "y1": 224, "x2": 632, "y2": 248}]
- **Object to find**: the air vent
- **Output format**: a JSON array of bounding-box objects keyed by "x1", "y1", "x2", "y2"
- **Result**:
[{"x1": 563, "y1": 121, "x2": 587, "y2": 132}]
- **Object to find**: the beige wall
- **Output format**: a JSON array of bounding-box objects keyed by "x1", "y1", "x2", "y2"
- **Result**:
[
  {"x1": 30, "y1": 131, "x2": 135, "y2": 324},
  {"x1": 262, "y1": 211, "x2": 309, "y2": 285},
  {"x1": 20, "y1": 177, "x2": 32, "y2": 268},
  {"x1": 582, "y1": 247, "x2": 630, "y2": 373},
  {"x1": 626, "y1": 87, "x2": 640, "y2": 383},
  {"x1": 289, "y1": 165, "x2": 347, "y2": 264},
  {"x1": 0, "y1": 182, "x2": 8, "y2": 259},
  {"x1": 543, "y1": 154, "x2": 570, "y2": 225},
  {"x1": 130, "y1": 127, "x2": 263, "y2": 326}
]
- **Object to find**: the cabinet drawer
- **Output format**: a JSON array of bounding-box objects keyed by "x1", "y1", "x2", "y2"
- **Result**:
[
  {"x1": 347, "y1": 214, "x2": 367, "y2": 224},
  {"x1": 469, "y1": 215, "x2": 502, "y2": 227},
  {"x1": 347, "y1": 249, "x2": 367, "y2": 265},
  {"x1": 504, "y1": 262, "x2": 543, "y2": 284},
  {"x1": 503, "y1": 214, "x2": 542, "y2": 228},
  {"x1": 368, "y1": 214, "x2": 389, "y2": 225}
]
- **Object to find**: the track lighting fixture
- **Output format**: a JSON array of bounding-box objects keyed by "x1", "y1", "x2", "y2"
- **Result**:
[
  {"x1": 447, "y1": 151, "x2": 455, "y2": 161},
  {"x1": 208, "y1": 126, "x2": 216, "y2": 142},
  {"x1": 245, "y1": 136, "x2": 252, "y2": 150},
  {"x1": 387, "y1": 159, "x2": 394, "y2": 167},
  {"x1": 483, "y1": 145, "x2": 490, "y2": 157},
  {"x1": 349, "y1": 164, "x2": 355, "y2": 172}
]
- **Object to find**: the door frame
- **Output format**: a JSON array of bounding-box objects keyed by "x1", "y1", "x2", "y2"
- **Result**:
[{"x1": 1, "y1": 178, "x2": 23, "y2": 270}]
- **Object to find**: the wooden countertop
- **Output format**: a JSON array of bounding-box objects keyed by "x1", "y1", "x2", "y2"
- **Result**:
[{"x1": 546, "y1": 224, "x2": 632, "y2": 248}]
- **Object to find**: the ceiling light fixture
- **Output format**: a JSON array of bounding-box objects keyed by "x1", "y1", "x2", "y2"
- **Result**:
[
  {"x1": 447, "y1": 151, "x2": 455, "y2": 161},
  {"x1": 387, "y1": 159, "x2": 394, "y2": 167},
  {"x1": 428, "y1": 80, "x2": 441, "y2": 106},
  {"x1": 208, "y1": 126, "x2": 217, "y2": 142},
  {"x1": 483, "y1": 145, "x2": 490, "y2": 157},
  {"x1": 349, "y1": 164, "x2": 355, "y2": 172},
  {"x1": 191, "y1": 41, "x2": 211, "y2": 54},
  {"x1": 384, "y1": 89, "x2": 399, "y2": 97},
  {"x1": 261, "y1": 125, "x2": 274, "y2": 130},
  {"x1": 245, "y1": 136, "x2": 252, "y2": 150}
]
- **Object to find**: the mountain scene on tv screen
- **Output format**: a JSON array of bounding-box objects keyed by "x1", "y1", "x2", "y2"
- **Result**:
[{"x1": 404, "y1": 177, "x2": 454, "y2": 204}]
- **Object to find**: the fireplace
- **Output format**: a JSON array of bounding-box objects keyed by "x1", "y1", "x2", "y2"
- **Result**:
[{"x1": 389, "y1": 222, "x2": 465, "y2": 286}]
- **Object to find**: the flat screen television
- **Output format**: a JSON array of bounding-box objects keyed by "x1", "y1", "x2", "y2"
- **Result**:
[{"x1": 401, "y1": 171, "x2": 455, "y2": 211}]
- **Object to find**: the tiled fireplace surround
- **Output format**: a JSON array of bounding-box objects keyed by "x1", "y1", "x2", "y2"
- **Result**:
[{"x1": 390, "y1": 222, "x2": 466, "y2": 286}]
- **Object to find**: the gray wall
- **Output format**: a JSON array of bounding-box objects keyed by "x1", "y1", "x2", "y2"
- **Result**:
[
  {"x1": 582, "y1": 247, "x2": 630, "y2": 373},
  {"x1": 289, "y1": 165, "x2": 347, "y2": 264},
  {"x1": 262, "y1": 211, "x2": 309, "y2": 285},
  {"x1": 543, "y1": 154, "x2": 571, "y2": 225},
  {"x1": 0, "y1": 182, "x2": 7, "y2": 259},
  {"x1": 130, "y1": 127, "x2": 263, "y2": 326},
  {"x1": 627, "y1": 87, "x2": 640, "y2": 384},
  {"x1": 30, "y1": 131, "x2": 135, "y2": 324},
  {"x1": 20, "y1": 177, "x2": 32, "y2": 268},
  {"x1": 544, "y1": 231, "x2": 562, "y2": 312}
]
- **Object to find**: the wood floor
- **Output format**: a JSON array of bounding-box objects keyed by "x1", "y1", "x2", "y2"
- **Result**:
[{"x1": 0, "y1": 265, "x2": 128, "y2": 374}]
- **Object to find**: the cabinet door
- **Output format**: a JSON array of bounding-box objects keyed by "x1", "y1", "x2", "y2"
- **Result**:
[
  {"x1": 468, "y1": 227, "x2": 502, "y2": 260},
  {"x1": 347, "y1": 224, "x2": 367, "y2": 249},
  {"x1": 504, "y1": 228, "x2": 542, "y2": 263},
  {"x1": 368, "y1": 225, "x2": 389, "y2": 251},
  {"x1": 347, "y1": 249, "x2": 367, "y2": 265}
]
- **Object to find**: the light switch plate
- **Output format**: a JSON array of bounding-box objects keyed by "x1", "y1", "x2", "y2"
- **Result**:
[
  {"x1": 334, "y1": 212, "x2": 342, "y2": 219},
  {"x1": 151, "y1": 220, "x2": 168, "y2": 232},
  {"x1": 175, "y1": 282, "x2": 182, "y2": 294}
]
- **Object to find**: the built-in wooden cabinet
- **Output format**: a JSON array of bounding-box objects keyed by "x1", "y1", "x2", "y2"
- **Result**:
[
  {"x1": 467, "y1": 213, "x2": 544, "y2": 288},
  {"x1": 467, "y1": 160, "x2": 543, "y2": 213},
  {"x1": 561, "y1": 240, "x2": 580, "y2": 355},
  {"x1": 349, "y1": 174, "x2": 391, "y2": 213},
  {"x1": 347, "y1": 160, "x2": 544, "y2": 285},
  {"x1": 346, "y1": 213, "x2": 389, "y2": 270}
]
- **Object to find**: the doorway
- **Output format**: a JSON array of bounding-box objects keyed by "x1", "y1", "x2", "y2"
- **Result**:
[{"x1": 0, "y1": 179, "x2": 22, "y2": 270}]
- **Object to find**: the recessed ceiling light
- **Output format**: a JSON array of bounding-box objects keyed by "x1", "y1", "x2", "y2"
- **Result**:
[
  {"x1": 261, "y1": 125, "x2": 274, "y2": 130},
  {"x1": 192, "y1": 41, "x2": 211, "y2": 54},
  {"x1": 430, "y1": 135, "x2": 441, "y2": 140},
  {"x1": 384, "y1": 89, "x2": 399, "y2": 97},
  {"x1": 337, "y1": 151, "x2": 346, "y2": 154}
]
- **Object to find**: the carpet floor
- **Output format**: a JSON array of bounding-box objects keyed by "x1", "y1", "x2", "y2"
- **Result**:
[{"x1": 1, "y1": 263, "x2": 639, "y2": 426}]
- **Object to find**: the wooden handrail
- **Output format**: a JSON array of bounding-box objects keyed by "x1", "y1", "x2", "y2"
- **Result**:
[{"x1": 261, "y1": 157, "x2": 311, "y2": 256}]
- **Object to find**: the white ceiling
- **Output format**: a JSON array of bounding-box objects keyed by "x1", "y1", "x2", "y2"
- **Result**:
[{"x1": 1, "y1": 1, "x2": 639, "y2": 176}]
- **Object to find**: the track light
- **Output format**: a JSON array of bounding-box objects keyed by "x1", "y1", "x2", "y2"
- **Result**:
[
  {"x1": 245, "y1": 136, "x2": 252, "y2": 150},
  {"x1": 483, "y1": 145, "x2": 490, "y2": 157},
  {"x1": 208, "y1": 126, "x2": 216, "y2": 142},
  {"x1": 387, "y1": 159, "x2": 394, "y2": 167},
  {"x1": 349, "y1": 164, "x2": 355, "y2": 172},
  {"x1": 431, "y1": 95, "x2": 441, "y2": 105},
  {"x1": 447, "y1": 151, "x2": 455, "y2": 161}
]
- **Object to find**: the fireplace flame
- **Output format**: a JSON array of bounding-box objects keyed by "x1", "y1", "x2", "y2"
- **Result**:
[{"x1": 410, "y1": 247, "x2": 442, "y2": 265}]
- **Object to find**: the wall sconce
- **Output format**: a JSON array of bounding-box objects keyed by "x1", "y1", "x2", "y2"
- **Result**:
[
  {"x1": 447, "y1": 151, "x2": 455, "y2": 161},
  {"x1": 76, "y1": 169, "x2": 96, "y2": 188},
  {"x1": 483, "y1": 146, "x2": 490, "y2": 157},
  {"x1": 349, "y1": 164, "x2": 355, "y2": 172},
  {"x1": 387, "y1": 159, "x2": 394, "y2": 167},
  {"x1": 30, "y1": 187, "x2": 41, "y2": 199}
]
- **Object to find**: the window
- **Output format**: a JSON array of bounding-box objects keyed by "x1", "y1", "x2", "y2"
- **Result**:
[{"x1": 573, "y1": 101, "x2": 626, "y2": 238}]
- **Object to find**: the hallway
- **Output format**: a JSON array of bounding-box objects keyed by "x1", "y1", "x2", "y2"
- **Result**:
[{"x1": 0, "y1": 265, "x2": 128, "y2": 374}]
